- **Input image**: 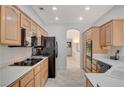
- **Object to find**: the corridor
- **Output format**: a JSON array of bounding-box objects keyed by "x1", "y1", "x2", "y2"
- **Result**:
[{"x1": 45, "y1": 57, "x2": 81, "y2": 87}]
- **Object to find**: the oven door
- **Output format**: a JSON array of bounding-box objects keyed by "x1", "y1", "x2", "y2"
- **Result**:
[{"x1": 86, "y1": 40, "x2": 92, "y2": 72}]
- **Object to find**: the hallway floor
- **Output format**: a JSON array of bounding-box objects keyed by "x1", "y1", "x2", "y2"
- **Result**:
[{"x1": 45, "y1": 57, "x2": 82, "y2": 87}]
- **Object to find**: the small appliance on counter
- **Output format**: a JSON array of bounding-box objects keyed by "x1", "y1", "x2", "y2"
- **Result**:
[{"x1": 110, "y1": 50, "x2": 120, "y2": 60}]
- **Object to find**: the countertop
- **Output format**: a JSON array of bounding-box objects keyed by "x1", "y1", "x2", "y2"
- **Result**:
[
  {"x1": 0, "y1": 56, "x2": 48, "y2": 87},
  {"x1": 85, "y1": 54, "x2": 124, "y2": 87}
]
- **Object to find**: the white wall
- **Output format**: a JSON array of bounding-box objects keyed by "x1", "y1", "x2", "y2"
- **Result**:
[
  {"x1": 45, "y1": 25, "x2": 67, "y2": 71},
  {"x1": 94, "y1": 5, "x2": 124, "y2": 57}
]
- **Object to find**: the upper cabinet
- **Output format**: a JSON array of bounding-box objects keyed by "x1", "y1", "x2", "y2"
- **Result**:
[
  {"x1": 43, "y1": 31, "x2": 48, "y2": 36},
  {"x1": 100, "y1": 19, "x2": 124, "y2": 48},
  {"x1": 0, "y1": 5, "x2": 48, "y2": 46},
  {"x1": 21, "y1": 13, "x2": 31, "y2": 31},
  {"x1": 0, "y1": 6, "x2": 21, "y2": 45},
  {"x1": 31, "y1": 22, "x2": 37, "y2": 33},
  {"x1": 86, "y1": 27, "x2": 106, "y2": 53}
]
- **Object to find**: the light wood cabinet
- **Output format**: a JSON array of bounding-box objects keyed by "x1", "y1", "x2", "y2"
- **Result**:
[
  {"x1": 105, "y1": 22, "x2": 112, "y2": 46},
  {"x1": 82, "y1": 32, "x2": 87, "y2": 71},
  {"x1": 86, "y1": 30, "x2": 92, "y2": 40},
  {"x1": 21, "y1": 13, "x2": 31, "y2": 31},
  {"x1": 34, "y1": 64, "x2": 41, "y2": 87},
  {"x1": 92, "y1": 27, "x2": 107, "y2": 53},
  {"x1": 25, "y1": 79, "x2": 34, "y2": 87},
  {"x1": 9, "y1": 80, "x2": 19, "y2": 87},
  {"x1": 100, "y1": 26, "x2": 106, "y2": 47},
  {"x1": 34, "y1": 72, "x2": 41, "y2": 87},
  {"x1": 41, "y1": 59, "x2": 48, "y2": 86},
  {"x1": 100, "y1": 19, "x2": 124, "y2": 47},
  {"x1": 86, "y1": 78, "x2": 93, "y2": 87},
  {"x1": 42, "y1": 30, "x2": 48, "y2": 36},
  {"x1": 0, "y1": 5, "x2": 21, "y2": 45},
  {"x1": 31, "y1": 22, "x2": 37, "y2": 33},
  {"x1": 20, "y1": 70, "x2": 34, "y2": 87},
  {"x1": 34, "y1": 65, "x2": 41, "y2": 75},
  {"x1": 84, "y1": 75, "x2": 93, "y2": 87}
]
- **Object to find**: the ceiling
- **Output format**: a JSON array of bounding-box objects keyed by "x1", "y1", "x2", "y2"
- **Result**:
[{"x1": 31, "y1": 5, "x2": 114, "y2": 26}]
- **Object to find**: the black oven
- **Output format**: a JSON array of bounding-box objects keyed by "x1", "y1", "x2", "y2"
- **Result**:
[{"x1": 86, "y1": 40, "x2": 92, "y2": 72}]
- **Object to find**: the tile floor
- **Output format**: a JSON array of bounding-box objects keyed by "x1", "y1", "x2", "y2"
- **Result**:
[{"x1": 45, "y1": 57, "x2": 82, "y2": 87}]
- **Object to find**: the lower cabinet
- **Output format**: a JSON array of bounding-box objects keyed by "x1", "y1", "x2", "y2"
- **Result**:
[
  {"x1": 34, "y1": 72, "x2": 41, "y2": 87},
  {"x1": 20, "y1": 70, "x2": 34, "y2": 87},
  {"x1": 41, "y1": 59, "x2": 48, "y2": 86},
  {"x1": 26, "y1": 79, "x2": 34, "y2": 87},
  {"x1": 85, "y1": 76, "x2": 93, "y2": 87},
  {"x1": 8, "y1": 58, "x2": 48, "y2": 87},
  {"x1": 9, "y1": 80, "x2": 19, "y2": 87}
]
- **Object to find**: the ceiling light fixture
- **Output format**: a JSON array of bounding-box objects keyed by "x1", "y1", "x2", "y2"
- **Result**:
[
  {"x1": 79, "y1": 17, "x2": 83, "y2": 21},
  {"x1": 52, "y1": 6, "x2": 57, "y2": 11},
  {"x1": 85, "y1": 6, "x2": 90, "y2": 11},
  {"x1": 55, "y1": 17, "x2": 59, "y2": 20}
]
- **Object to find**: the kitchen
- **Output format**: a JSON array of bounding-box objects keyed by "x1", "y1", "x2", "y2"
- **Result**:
[{"x1": 1, "y1": 4, "x2": 124, "y2": 88}]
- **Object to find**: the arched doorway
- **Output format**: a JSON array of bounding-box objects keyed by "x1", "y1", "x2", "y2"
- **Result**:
[{"x1": 66, "y1": 29, "x2": 80, "y2": 70}]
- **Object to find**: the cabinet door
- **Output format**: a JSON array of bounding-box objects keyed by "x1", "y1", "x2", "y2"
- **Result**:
[
  {"x1": 35, "y1": 72, "x2": 41, "y2": 87},
  {"x1": 86, "y1": 30, "x2": 92, "y2": 40},
  {"x1": 20, "y1": 70, "x2": 34, "y2": 87},
  {"x1": 82, "y1": 32, "x2": 87, "y2": 71},
  {"x1": 86, "y1": 78, "x2": 93, "y2": 87},
  {"x1": 21, "y1": 13, "x2": 31, "y2": 30},
  {"x1": 105, "y1": 22, "x2": 112, "y2": 46},
  {"x1": 100, "y1": 26, "x2": 106, "y2": 47},
  {"x1": 0, "y1": 5, "x2": 21, "y2": 45},
  {"x1": 40, "y1": 62, "x2": 45, "y2": 86},
  {"x1": 25, "y1": 80, "x2": 34, "y2": 87},
  {"x1": 31, "y1": 22, "x2": 37, "y2": 33},
  {"x1": 9, "y1": 80, "x2": 19, "y2": 87}
]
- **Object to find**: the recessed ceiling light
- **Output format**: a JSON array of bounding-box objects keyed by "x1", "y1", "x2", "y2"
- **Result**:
[
  {"x1": 79, "y1": 17, "x2": 83, "y2": 21},
  {"x1": 55, "y1": 17, "x2": 59, "y2": 20},
  {"x1": 39, "y1": 7, "x2": 44, "y2": 10},
  {"x1": 85, "y1": 6, "x2": 90, "y2": 11},
  {"x1": 52, "y1": 6, "x2": 57, "y2": 11}
]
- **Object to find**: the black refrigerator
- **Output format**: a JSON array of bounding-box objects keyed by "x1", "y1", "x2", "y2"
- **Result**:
[{"x1": 43, "y1": 37, "x2": 58, "y2": 78}]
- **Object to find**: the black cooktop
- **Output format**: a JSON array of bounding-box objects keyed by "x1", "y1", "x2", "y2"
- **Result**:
[{"x1": 9, "y1": 58, "x2": 43, "y2": 66}]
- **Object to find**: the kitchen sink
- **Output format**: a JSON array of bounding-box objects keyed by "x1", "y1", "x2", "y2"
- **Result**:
[{"x1": 107, "y1": 66, "x2": 124, "y2": 80}]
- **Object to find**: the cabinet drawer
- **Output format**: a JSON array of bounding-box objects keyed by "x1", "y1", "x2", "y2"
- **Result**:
[
  {"x1": 25, "y1": 79, "x2": 34, "y2": 87},
  {"x1": 20, "y1": 70, "x2": 34, "y2": 87},
  {"x1": 34, "y1": 65, "x2": 41, "y2": 75}
]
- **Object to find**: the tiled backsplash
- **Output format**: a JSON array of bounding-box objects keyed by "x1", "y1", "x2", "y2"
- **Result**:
[
  {"x1": 107, "y1": 46, "x2": 124, "y2": 60},
  {"x1": 0, "y1": 45, "x2": 32, "y2": 67}
]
